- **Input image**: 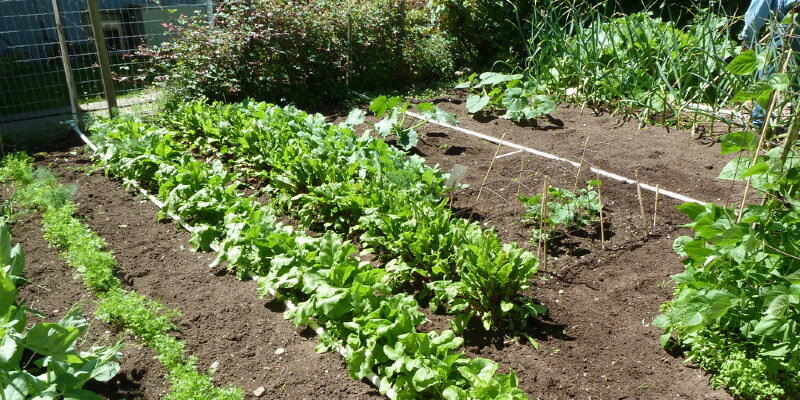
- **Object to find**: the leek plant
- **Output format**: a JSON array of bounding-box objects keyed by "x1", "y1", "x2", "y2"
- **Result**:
[{"x1": 464, "y1": 1, "x2": 752, "y2": 126}]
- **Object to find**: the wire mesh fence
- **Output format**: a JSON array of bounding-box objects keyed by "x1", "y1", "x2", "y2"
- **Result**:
[
  {"x1": 1, "y1": 0, "x2": 211, "y2": 126},
  {"x1": 0, "y1": 0, "x2": 70, "y2": 121}
]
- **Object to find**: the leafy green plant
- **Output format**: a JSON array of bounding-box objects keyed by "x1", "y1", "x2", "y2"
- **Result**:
[
  {"x1": 156, "y1": 99, "x2": 546, "y2": 335},
  {"x1": 0, "y1": 222, "x2": 121, "y2": 400},
  {"x1": 457, "y1": 72, "x2": 556, "y2": 121},
  {"x1": 655, "y1": 43, "x2": 800, "y2": 399},
  {"x1": 519, "y1": 180, "x2": 602, "y2": 243},
  {"x1": 519, "y1": 4, "x2": 744, "y2": 124},
  {"x1": 346, "y1": 95, "x2": 459, "y2": 150},
  {"x1": 141, "y1": 0, "x2": 456, "y2": 107}
]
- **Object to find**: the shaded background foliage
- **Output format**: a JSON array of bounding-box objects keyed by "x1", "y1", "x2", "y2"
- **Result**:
[{"x1": 141, "y1": 0, "x2": 749, "y2": 107}]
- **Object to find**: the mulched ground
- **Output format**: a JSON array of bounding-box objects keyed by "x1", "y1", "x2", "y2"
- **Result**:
[{"x1": 4, "y1": 94, "x2": 746, "y2": 399}]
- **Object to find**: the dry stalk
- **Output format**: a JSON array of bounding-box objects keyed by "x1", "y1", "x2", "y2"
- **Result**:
[
  {"x1": 516, "y1": 154, "x2": 526, "y2": 212},
  {"x1": 635, "y1": 170, "x2": 648, "y2": 238},
  {"x1": 596, "y1": 173, "x2": 606, "y2": 250},
  {"x1": 540, "y1": 176, "x2": 550, "y2": 271},
  {"x1": 470, "y1": 133, "x2": 506, "y2": 222},
  {"x1": 653, "y1": 184, "x2": 660, "y2": 228},
  {"x1": 738, "y1": 47, "x2": 794, "y2": 222},
  {"x1": 573, "y1": 136, "x2": 590, "y2": 193}
]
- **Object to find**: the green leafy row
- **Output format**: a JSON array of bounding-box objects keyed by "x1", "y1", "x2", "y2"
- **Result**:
[
  {"x1": 0, "y1": 155, "x2": 243, "y2": 400},
  {"x1": 160, "y1": 98, "x2": 544, "y2": 334},
  {"x1": 0, "y1": 220, "x2": 120, "y2": 400},
  {"x1": 88, "y1": 115, "x2": 530, "y2": 399}
]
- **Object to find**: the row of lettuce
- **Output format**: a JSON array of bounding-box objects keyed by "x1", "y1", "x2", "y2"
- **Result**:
[
  {"x1": 87, "y1": 104, "x2": 536, "y2": 398},
  {"x1": 0, "y1": 154, "x2": 244, "y2": 399}
]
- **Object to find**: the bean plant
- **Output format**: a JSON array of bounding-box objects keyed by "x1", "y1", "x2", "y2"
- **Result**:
[{"x1": 519, "y1": 180, "x2": 602, "y2": 245}]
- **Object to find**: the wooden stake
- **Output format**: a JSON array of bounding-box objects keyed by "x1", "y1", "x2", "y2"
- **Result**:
[
  {"x1": 653, "y1": 184, "x2": 660, "y2": 229},
  {"x1": 87, "y1": 0, "x2": 117, "y2": 117},
  {"x1": 635, "y1": 170, "x2": 648, "y2": 238},
  {"x1": 470, "y1": 133, "x2": 506, "y2": 221},
  {"x1": 738, "y1": 47, "x2": 794, "y2": 221},
  {"x1": 516, "y1": 153, "x2": 526, "y2": 212},
  {"x1": 540, "y1": 176, "x2": 550, "y2": 270},
  {"x1": 52, "y1": 0, "x2": 81, "y2": 125},
  {"x1": 596, "y1": 173, "x2": 606, "y2": 250},
  {"x1": 573, "y1": 136, "x2": 590, "y2": 193}
]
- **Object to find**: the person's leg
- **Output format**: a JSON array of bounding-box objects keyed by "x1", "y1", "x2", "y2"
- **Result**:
[{"x1": 751, "y1": 63, "x2": 774, "y2": 130}]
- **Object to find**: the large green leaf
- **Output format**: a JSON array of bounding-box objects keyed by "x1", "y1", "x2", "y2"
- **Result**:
[
  {"x1": 720, "y1": 131, "x2": 758, "y2": 155},
  {"x1": 466, "y1": 95, "x2": 490, "y2": 113},
  {"x1": 718, "y1": 157, "x2": 752, "y2": 180},
  {"x1": 501, "y1": 88, "x2": 527, "y2": 113},
  {"x1": 0, "y1": 269, "x2": 17, "y2": 316},
  {"x1": 24, "y1": 323, "x2": 82, "y2": 363},
  {"x1": 725, "y1": 50, "x2": 758, "y2": 75}
]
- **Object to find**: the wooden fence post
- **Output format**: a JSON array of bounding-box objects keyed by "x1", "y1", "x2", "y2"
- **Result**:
[
  {"x1": 52, "y1": 0, "x2": 82, "y2": 126},
  {"x1": 86, "y1": 0, "x2": 117, "y2": 118}
]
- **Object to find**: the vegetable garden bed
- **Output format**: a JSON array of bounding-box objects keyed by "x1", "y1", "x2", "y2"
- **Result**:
[{"x1": 3, "y1": 93, "x2": 748, "y2": 399}]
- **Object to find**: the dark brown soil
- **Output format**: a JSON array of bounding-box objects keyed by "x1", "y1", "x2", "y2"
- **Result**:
[{"x1": 5, "y1": 92, "x2": 745, "y2": 399}]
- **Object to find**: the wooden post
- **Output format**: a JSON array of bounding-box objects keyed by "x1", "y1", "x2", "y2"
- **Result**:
[
  {"x1": 539, "y1": 176, "x2": 550, "y2": 270},
  {"x1": 86, "y1": 0, "x2": 117, "y2": 118},
  {"x1": 52, "y1": 0, "x2": 82, "y2": 126},
  {"x1": 206, "y1": 0, "x2": 215, "y2": 25}
]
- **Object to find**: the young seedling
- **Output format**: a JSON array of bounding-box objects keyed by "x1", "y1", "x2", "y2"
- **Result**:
[
  {"x1": 456, "y1": 72, "x2": 556, "y2": 122},
  {"x1": 519, "y1": 179, "x2": 603, "y2": 250},
  {"x1": 345, "y1": 95, "x2": 458, "y2": 150}
]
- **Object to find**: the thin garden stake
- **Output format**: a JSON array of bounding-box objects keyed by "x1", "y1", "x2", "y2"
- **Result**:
[
  {"x1": 516, "y1": 154, "x2": 526, "y2": 212},
  {"x1": 470, "y1": 133, "x2": 506, "y2": 221},
  {"x1": 653, "y1": 184, "x2": 660, "y2": 228},
  {"x1": 539, "y1": 176, "x2": 550, "y2": 271},
  {"x1": 596, "y1": 173, "x2": 606, "y2": 250},
  {"x1": 573, "y1": 136, "x2": 590, "y2": 193},
  {"x1": 635, "y1": 170, "x2": 648, "y2": 237}
]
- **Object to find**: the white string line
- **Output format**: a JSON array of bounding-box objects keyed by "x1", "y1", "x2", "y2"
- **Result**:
[
  {"x1": 71, "y1": 124, "x2": 398, "y2": 400},
  {"x1": 496, "y1": 149, "x2": 523, "y2": 159},
  {"x1": 405, "y1": 111, "x2": 708, "y2": 205}
]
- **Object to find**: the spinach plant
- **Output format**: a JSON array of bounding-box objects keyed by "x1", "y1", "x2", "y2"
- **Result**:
[{"x1": 0, "y1": 222, "x2": 121, "y2": 399}]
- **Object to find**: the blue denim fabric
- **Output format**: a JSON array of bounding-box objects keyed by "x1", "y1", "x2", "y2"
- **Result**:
[{"x1": 750, "y1": 18, "x2": 799, "y2": 130}]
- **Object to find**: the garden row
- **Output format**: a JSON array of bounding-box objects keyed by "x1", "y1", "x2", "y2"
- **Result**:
[
  {"x1": 87, "y1": 111, "x2": 531, "y2": 398},
  {"x1": 0, "y1": 154, "x2": 244, "y2": 399}
]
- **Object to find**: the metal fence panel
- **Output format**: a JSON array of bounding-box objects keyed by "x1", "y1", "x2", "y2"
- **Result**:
[
  {"x1": 0, "y1": 0, "x2": 210, "y2": 128},
  {"x1": 0, "y1": 0, "x2": 70, "y2": 122}
]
